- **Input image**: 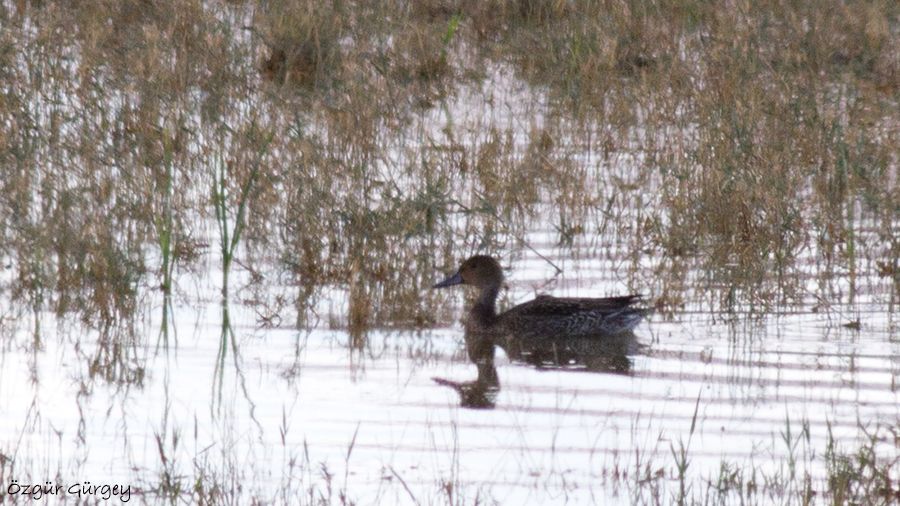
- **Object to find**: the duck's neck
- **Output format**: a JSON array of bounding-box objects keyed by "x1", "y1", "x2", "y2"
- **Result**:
[{"x1": 471, "y1": 285, "x2": 500, "y2": 326}]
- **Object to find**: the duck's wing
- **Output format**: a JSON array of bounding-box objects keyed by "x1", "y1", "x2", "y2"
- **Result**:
[
  {"x1": 500, "y1": 294, "x2": 648, "y2": 337},
  {"x1": 505, "y1": 294, "x2": 645, "y2": 317}
]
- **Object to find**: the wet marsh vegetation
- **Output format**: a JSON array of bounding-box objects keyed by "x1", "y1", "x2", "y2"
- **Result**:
[{"x1": 0, "y1": 0, "x2": 898, "y2": 504}]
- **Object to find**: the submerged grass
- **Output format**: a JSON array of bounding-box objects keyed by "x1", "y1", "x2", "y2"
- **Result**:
[
  {"x1": 0, "y1": 0, "x2": 894, "y2": 334},
  {"x1": 4, "y1": 399, "x2": 895, "y2": 505}
]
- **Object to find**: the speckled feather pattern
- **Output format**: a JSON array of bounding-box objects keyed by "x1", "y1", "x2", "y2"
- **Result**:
[{"x1": 498, "y1": 294, "x2": 648, "y2": 340}]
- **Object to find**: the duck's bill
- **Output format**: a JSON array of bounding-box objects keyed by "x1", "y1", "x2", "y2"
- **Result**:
[{"x1": 432, "y1": 271, "x2": 463, "y2": 288}]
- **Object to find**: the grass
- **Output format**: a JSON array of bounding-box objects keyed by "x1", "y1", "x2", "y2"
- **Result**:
[
  {"x1": 211, "y1": 120, "x2": 272, "y2": 300},
  {"x1": 618, "y1": 415, "x2": 900, "y2": 506},
  {"x1": 0, "y1": 0, "x2": 894, "y2": 331},
  {"x1": 670, "y1": 392, "x2": 702, "y2": 505},
  {"x1": 4, "y1": 397, "x2": 896, "y2": 505},
  {"x1": 0, "y1": 0, "x2": 896, "y2": 503}
]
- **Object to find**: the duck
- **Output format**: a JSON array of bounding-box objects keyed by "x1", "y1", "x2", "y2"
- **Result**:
[{"x1": 433, "y1": 255, "x2": 648, "y2": 366}]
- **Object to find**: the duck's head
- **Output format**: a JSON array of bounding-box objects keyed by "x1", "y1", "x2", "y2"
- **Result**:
[{"x1": 433, "y1": 255, "x2": 504, "y2": 290}]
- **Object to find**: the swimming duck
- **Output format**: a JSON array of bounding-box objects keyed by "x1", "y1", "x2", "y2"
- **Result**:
[
  {"x1": 431, "y1": 255, "x2": 647, "y2": 407},
  {"x1": 433, "y1": 255, "x2": 648, "y2": 362}
]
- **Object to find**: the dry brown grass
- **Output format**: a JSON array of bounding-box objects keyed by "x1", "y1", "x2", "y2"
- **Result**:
[{"x1": 0, "y1": 0, "x2": 895, "y2": 338}]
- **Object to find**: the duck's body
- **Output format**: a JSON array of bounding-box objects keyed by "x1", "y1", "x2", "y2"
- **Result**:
[
  {"x1": 434, "y1": 256, "x2": 648, "y2": 364},
  {"x1": 494, "y1": 294, "x2": 646, "y2": 338},
  {"x1": 432, "y1": 255, "x2": 648, "y2": 406}
]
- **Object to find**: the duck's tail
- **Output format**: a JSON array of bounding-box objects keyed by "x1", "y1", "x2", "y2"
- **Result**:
[
  {"x1": 607, "y1": 294, "x2": 652, "y2": 333},
  {"x1": 614, "y1": 306, "x2": 650, "y2": 333}
]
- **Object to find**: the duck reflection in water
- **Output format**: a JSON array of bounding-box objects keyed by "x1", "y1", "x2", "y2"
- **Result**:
[{"x1": 431, "y1": 256, "x2": 649, "y2": 409}]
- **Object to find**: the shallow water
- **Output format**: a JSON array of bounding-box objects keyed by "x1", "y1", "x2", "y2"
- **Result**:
[
  {"x1": 2, "y1": 229, "x2": 897, "y2": 505},
  {"x1": 0, "y1": 20, "x2": 896, "y2": 501}
]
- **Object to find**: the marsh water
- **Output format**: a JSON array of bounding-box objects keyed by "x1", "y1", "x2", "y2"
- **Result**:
[
  {"x1": 2, "y1": 223, "x2": 898, "y2": 504},
  {"x1": 1, "y1": 1, "x2": 898, "y2": 504}
]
